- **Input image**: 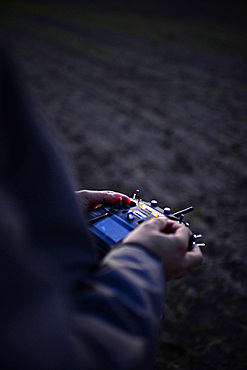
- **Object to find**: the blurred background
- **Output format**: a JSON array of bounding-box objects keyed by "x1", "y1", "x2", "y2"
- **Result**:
[{"x1": 1, "y1": 1, "x2": 247, "y2": 368}]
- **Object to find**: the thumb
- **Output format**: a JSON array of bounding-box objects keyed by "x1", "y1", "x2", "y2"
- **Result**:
[{"x1": 144, "y1": 216, "x2": 168, "y2": 232}]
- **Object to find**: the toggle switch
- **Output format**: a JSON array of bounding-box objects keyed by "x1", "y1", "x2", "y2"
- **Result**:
[
  {"x1": 163, "y1": 207, "x2": 171, "y2": 216},
  {"x1": 151, "y1": 200, "x2": 158, "y2": 208}
]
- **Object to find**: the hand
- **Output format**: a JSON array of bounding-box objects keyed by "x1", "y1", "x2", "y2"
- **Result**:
[
  {"x1": 122, "y1": 217, "x2": 203, "y2": 281},
  {"x1": 75, "y1": 189, "x2": 131, "y2": 211}
]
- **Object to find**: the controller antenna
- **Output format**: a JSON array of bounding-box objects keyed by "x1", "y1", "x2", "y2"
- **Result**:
[
  {"x1": 133, "y1": 189, "x2": 140, "y2": 200},
  {"x1": 173, "y1": 206, "x2": 194, "y2": 218}
]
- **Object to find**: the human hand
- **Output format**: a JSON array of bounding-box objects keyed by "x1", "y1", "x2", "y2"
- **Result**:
[
  {"x1": 122, "y1": 217, "x2": 203, "y2": 281},
  {"x1": 75, "y1": 189, "x2": 131, "y2": 211}
]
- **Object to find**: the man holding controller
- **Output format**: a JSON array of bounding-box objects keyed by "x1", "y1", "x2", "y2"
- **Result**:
[{"x1": 0, "y1": 50, "x2": 203, "y2": 369}]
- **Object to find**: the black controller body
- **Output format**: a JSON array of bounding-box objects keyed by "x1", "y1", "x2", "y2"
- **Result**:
[{"x1": 88, "y1": 196, "x2": 203, "y2": 256}]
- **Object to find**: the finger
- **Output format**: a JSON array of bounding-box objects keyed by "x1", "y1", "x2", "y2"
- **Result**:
[
  {"x1": 92, "y1": 191, "x2": 121, "y2": 205},
  {"x1": 96, "y1": 191, "x2": 131, "y2": 205},
  {"x1": 164, "y1": 219, "x2": 190, "y2": 244},
  {"x1": 84, "y1": 190, "x2": 131, "y2": 207},
  {"x1": 164, "y1": 219, "x2": 185, "y2": 233},
  {"x1": 175, "y1": 224, "x2": 191, "y2": 247},
  {"x1": 184, "y1": 245, "x2": 204, "y2": 269},
  {"x1": 115, "y1": 192, "x2": 131, "y2": 205}
]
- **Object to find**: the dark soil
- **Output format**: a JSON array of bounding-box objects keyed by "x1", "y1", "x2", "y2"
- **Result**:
[{"x1": 1, "y1": 1, "x2": 247, "y2": 368}]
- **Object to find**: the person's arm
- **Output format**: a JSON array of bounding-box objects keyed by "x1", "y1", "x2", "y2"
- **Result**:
[
  {"x1": 72, "y1": 243, "x2": 165, "y2": 369},
  {"x1": 70, "y1": 216, "x2": 203, "y2": 369},
  {"x1": 70, "y1": 190, "x2": 203, "y2": 368}
]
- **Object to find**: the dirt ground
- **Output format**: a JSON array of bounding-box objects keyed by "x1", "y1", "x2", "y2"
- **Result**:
[{"x1": 1, "y1": 1, "x2": 247, "y2": 368}]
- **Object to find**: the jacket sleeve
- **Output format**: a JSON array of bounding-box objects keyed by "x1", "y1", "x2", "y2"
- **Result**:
[{"x1": 71, "y1": 244, "x2": 166, "y2": 370}]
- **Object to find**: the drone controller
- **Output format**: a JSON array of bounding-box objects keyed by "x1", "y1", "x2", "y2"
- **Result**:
[{"x1": 88, "y1": 190, "x2": 205, "y2": 256}]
